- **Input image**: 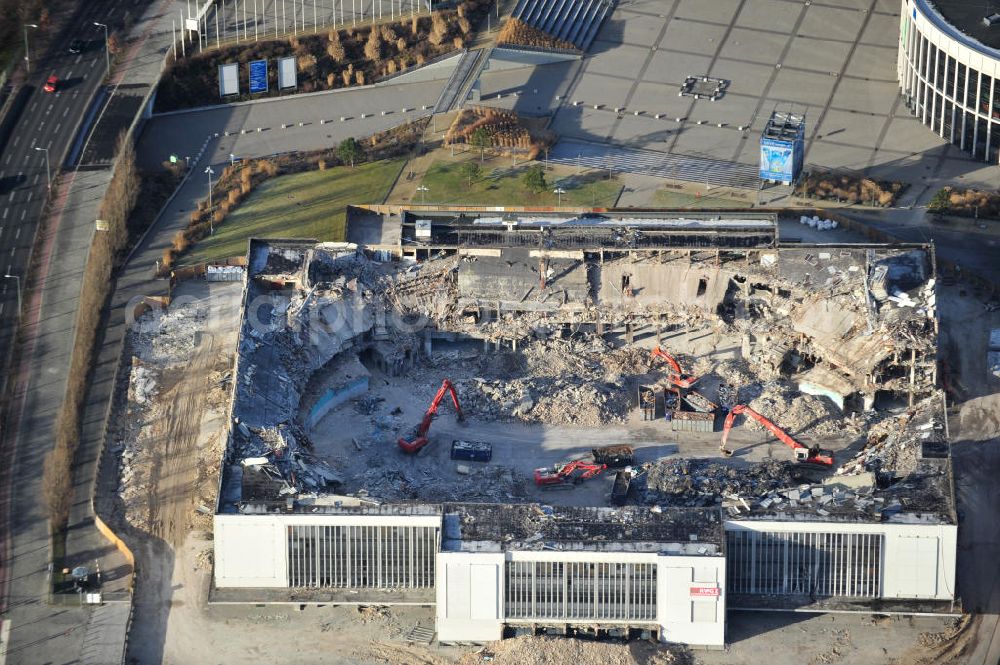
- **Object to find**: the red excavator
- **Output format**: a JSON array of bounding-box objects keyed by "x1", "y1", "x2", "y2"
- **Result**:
[
  {"x1": 719, "y1": 404, "x2": 833, "y2": 466},
  {"x1": 534, "y1": 460, "x2": 608, "y2": 486},
  {"x1": 650, "y1": 346, "x2": 699, "y2": 389},
  {"x1": 398, "y1": 379, "x2": 464, "y2": 454}
]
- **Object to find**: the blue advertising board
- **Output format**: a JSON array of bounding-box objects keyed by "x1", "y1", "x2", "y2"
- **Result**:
[
  {"x1": 249, "y1": 59, "x2": 268, "y2": 94},
  {"x1": 759, "y1": 137, "x2": 798, "y2": 183}
]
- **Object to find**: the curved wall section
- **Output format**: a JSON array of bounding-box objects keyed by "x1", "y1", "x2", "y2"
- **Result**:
[{"x1": 899, "y1": 0, "x2": 1000, "y2": 162}]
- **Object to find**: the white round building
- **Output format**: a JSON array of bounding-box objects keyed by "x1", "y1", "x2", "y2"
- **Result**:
[{"x1": 899, "y1": 0, "x2": 1000, "y2": 161}]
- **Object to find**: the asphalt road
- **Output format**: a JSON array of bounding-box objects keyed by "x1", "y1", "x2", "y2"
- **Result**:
[{"x1": 0, "y1": 15, "x2": 110, "y2": 366}]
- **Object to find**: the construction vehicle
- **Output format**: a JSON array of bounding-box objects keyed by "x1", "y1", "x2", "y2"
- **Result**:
[
  {"x1": 719, "y1": 404, "x2": 834, "y2": 466},
  {"x1": 592, "y1": 444, "x2": 635, "y2": 467},
  {"x1": 610, "y1": 470, "x2": 632, "y2": 506},
  {"x1": 534, "y1": 460, "x2": 607, "y2": 486},
  {"x1": 650, "y1": 346, "x2": 699, "y2": 389},
  {"x1": 398, "y1": 379, "x2": 464, "y2": 454}
]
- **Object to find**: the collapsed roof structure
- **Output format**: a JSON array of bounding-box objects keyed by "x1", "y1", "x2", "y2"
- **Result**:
[{"x1": 213, "y1": 208, "x2": 957, "y2": 647}]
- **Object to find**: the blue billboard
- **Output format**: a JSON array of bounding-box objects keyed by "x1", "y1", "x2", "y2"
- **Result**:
[
  {"x1": 249, "y1": 59, "x2": 268, "y2": 94},
  {"x1": 759, "y1": 137, "x2": 801, "y2": 183}
]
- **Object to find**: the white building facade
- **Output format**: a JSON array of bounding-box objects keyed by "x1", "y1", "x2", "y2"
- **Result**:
[{"x1": 898, "y1": 0, "x2": 1000, "y2": 161}]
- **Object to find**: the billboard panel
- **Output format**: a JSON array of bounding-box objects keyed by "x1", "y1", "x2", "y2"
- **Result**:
[
  {"x1": 219, "y1": 63, "x2": 239, "y2": 97},
  {"x1": 277, "y1": 56, "x2": 296, "y2": 89},
  {"x1": 249, "y1": 59, "x2": 268, "y2": 94},
  {"x1": 759, "y1": 138, "x2": 796, "y2": 183}
]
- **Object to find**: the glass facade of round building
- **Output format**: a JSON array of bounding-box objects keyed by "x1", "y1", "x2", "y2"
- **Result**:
[{"x1": 899, "y1": 0, "x2": 1000, "y2": 162}]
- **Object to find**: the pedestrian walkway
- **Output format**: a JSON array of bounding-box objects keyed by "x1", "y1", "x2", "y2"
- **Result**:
[{"x1": 548, "y1": 139, "x2": 760, "y2": 190}]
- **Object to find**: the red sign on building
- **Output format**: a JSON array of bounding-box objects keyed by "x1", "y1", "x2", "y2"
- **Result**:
[{"x1": 689, "y1": 586, "x2": 720, "y2": 597}]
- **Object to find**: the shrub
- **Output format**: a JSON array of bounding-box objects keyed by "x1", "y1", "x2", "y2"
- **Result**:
[
  {"x1": 227, "y1": 189, "x2": 241, "y2": 206},
  {"x1": 355, "y1": 70, "x2": 365, "y2": 86},
  {"x1": 297, "y1": 53, "x2": 317, "y2": 73},
  {"x1": 365, "y1": 28, "x2": 383, "y2": 61},
  {"x1": 318, "y1": 159, "x2": 327, "y2": 171},
  {"x1": 172, "y1": 230, "x2": 190, "y2": 252},
  {"x1": 326, "y1": 40, "x2": 345, "y2": 63},
  {"x1": 190, "y1": 211, "x2": 201, "y2": 224}
]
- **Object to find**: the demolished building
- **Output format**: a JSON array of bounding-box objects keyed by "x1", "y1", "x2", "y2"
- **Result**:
[{"x1": 212, "y1": 209, "x2": 957, "y2": 647}]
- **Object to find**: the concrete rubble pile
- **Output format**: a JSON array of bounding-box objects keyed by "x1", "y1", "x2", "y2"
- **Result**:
[
  {"x1": 642, "y1": 459, "x2": 796, "y2": 507},
  {"x1": 419, "y1": 337, "x2": 653, "y2": 426},
  {"x1": 744, "y1": 380, "x2": 857, "y2": 437},
  {"x1": 115, "y1": 298, "x2": 219, "y2": 531},
  {"x1": 835, "y1": 394, "x2": 945, "y2": 479},
  {"x1": 354, "y1": 461, "x2": 523, "y2": 503}
]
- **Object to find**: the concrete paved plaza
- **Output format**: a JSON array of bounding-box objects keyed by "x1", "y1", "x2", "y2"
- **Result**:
[{"x1": 491, "y1": 0, "x2": 996, "y2": 190}]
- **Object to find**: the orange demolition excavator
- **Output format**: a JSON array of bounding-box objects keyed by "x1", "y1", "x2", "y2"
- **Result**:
[
  {"x1": 398, "y1": 379, "x2": 464, "y2": 454},
  {"x1": 534, "y1": 460, "x2": 608, "y2": 486},
  {"x1": 719, "y1": 404, "x2": 833, "y2": 466},
  {"x1": 650, "y1": 346, "x2": 699, "y2": 389}
]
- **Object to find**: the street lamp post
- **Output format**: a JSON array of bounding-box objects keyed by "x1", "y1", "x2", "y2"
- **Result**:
[
  {"x1": 205, "y1": 166, "x2": 215, "y2": 234},
  {"x1": 3, "y1": 274, "x2": 22, "y2": 321},
  {"x1": 416, "y1": 185, "x2": 428, "y2": 204},
  {"x1": 93, "y1": 22, "x2": 111, "y2": 79},
  {"x1": 34, "y1": 146, "x2": 50, "y2": 190},
  {"x1": 23, "y1": 23, "x2": 39, "y2": 74},
  {"x1": 553, "y1": 187, "x2": 566, "y2": 206},
  {"x1": 229, "y1": 153, "x2": 237, "y2": 167}
]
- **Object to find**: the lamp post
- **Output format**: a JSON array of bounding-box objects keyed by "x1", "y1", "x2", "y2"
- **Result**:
[
  {"x1": 205, "y1": 166, "x2": 215, "y2": 234},
  {"x1": 553, "y1": 187, "x2": 566, "y2": 206},
  {"x1": 416, "y1": 185, "x2": 428, "y2": 204},
  {"x1": 23, "y1": 23, "x2": 38, "y2": 74},
  {"x1": 93, "y1": 22, "x2": 111, "y2": 79},
  {"x1": 3, "y1": 274, "x2": 21, "y2": 322},
  {"x1": 34, "y1": 146, "x2": 50, "y2": 190},
  {"x1": 229, "y1": 153, "x2": 237, "y2": 166}
]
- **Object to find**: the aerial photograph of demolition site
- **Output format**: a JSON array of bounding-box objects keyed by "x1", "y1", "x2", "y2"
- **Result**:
[
  {"x1": 115, "y1": 207, "x2": 967, "y2": 664},
  {"x1": 10, "y1": 0, "x2": 1000, "y2": 663}
]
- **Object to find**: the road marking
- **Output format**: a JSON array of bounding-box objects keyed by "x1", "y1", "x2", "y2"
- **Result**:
[
  {"x1": 47, "y1": 140, "x2": 52, "y2": 149},
  {"x1": 2, "y1": 209, "x2": 7, "y2": 219},
  {"x1": 26, "y1": 192, "x2": 32, "y2": 202},
  {"x1": 8, "y1": 247, "x2": 13, "y2": 257},
  {"x1": 65, "y1": 70, "x2": 74, "y2": 79},
  {"x1": 46, "y1": 103, "x2": 53, "y2": 114},
  {"x1": 29, "y1": 137, "x2": 36, "y2": 149},
  {"x1": 28, "y1": 102, "x2": 36, "y2": 113},
  {"x1": 2, "y1": 155, "x2": 9, "y2": 164},
  {"x1": 75, "y1": 54, "x2": 82, "y2": 64},
  {"x1": 14, "y1": 227, "x2": 19, "y2": 239},
  {"x1": 38, "y1": 121, "x2": 44, "y2": 129},
  {"x1": 0, "y1": 303, "x2": 5, "y2": 315},
  {"x1": 32, "y1": 174, "x2": 39, "y2": 185},
  {"x1": 63, "y1": 107, "x2": 69, "y2": 118},
  {"x1": 11, "y1": 136, "x2": 18, "y2": 147},
  {"x1": 6, "y1": 192, "x2": 12, "y2": 203},
  {"x1": 19, "y1": 211, "x2": 25, "y2": 221},
  {"x1": 54, "y1": 123, "x2": 61, "y2": 133}
]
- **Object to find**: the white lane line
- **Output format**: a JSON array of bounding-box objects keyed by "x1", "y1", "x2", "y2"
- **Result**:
[
  {"x1": 46, "y1": 103, "x2": 53, "y2": 114},
  {"x1": 0, "y1": 303, "x2": 5, "y2": 315},
  {"x1": 6, "y1": 192, "x2": 13, "y2": 203},
  {"x1": 75, "y1": 54, "x2": 82, "y2": 64},
  {"x1": 47, "y1": 140, "x2": 52, "y2": 149},
  {"x1": 1, "y1": 209, "x2": 7, "y2": 219},
  {"x1": 32, "y1": 174, "x2": 39, "y2": 185},
  {"x1": 54, "y1": 123, "x2": 61, "y2": 133},
  {"x1": 26, "y1": 192, "x2": 32, "y2": 202},
  {"x1": 19, "y1": 211, "x2": 25, "y2": 221},
  {"x1": 8, "y1": 247, "x2": 13, "y2": 257},
  {"x1": 2, "y1": 155, "x2": 9, "y2": 164},
  {"x1": 63, "y1": 107, "x2": 69, "y2": 118},
  {"x1": 28, "y1": 102, "x2": 36, "y2": 113},
  {"x1": 14, "y1": 227, "x2": 19, "y2": 239},
  {"x1": 29, "y1": 137, "x2": 36, "y2": 149},
  {"x1": 65, "y1": 70, "x2": 74, "y2": 79},
  {"x1": 11, "y1": 136, "x2": 18, "y2": 147},
  {"x1": 38, "y1": 121, "x2": 45, "y2": 130}
]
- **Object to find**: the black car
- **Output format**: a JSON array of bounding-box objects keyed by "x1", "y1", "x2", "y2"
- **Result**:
[{"x1": 68, "y1": 39, "x2": 84, "y2": 54}]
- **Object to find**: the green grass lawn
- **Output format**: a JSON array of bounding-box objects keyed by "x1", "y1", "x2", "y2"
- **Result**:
[
  {"x1": 183, "y1": 159, "x2": 404, "y2": 264},
  {"x1": 652, "y1": 188, "x2": 747, "y2": 209},
  {"x1": 418, "y1": 161, "x2": 622, "y2": 207}
]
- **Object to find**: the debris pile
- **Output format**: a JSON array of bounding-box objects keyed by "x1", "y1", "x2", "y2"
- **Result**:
[
  {"x1": 745, "y1": 380, "x2": 851, "y2": 437},
  {"x1": 643, "y1": 459, "x2": 796, "y2": 507},
  {"x1": 836, "y1": 394, "x2": 945, "y2": 478},
  {"x1": 460, "y1": 636, "x2": 692, "y2": 665}
]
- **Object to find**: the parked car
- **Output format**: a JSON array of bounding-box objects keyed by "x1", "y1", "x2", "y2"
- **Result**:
[
  {"x1": 68, "y1": 39, "x2": 85, "y2": 54},
  {"x1": 43, "y1": 74, "x2": 58, "y2": 93}
]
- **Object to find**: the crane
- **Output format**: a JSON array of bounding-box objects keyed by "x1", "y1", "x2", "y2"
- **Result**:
[
  {"x1": 650, "y1": 346, "x2": 699, "y2": 389},
  {"x1": 534, "y1": 460, "x2": 608, "y2": 486},
  {"x1": 398, "y1": 379, "x2": 464, "y2": 454},
  {"x1": 719, "y1": 404, "x2": 833, "y2": 466}
]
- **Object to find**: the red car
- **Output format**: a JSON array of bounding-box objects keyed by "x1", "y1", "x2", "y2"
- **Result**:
[{"x1": 43, "y1": 74, "x2": 58, "y2": 93}]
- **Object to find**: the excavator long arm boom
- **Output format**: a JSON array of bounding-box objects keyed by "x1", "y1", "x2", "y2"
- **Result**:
[{"x1": 720, "y1": 404, "x2": 833, "y2": 465}]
